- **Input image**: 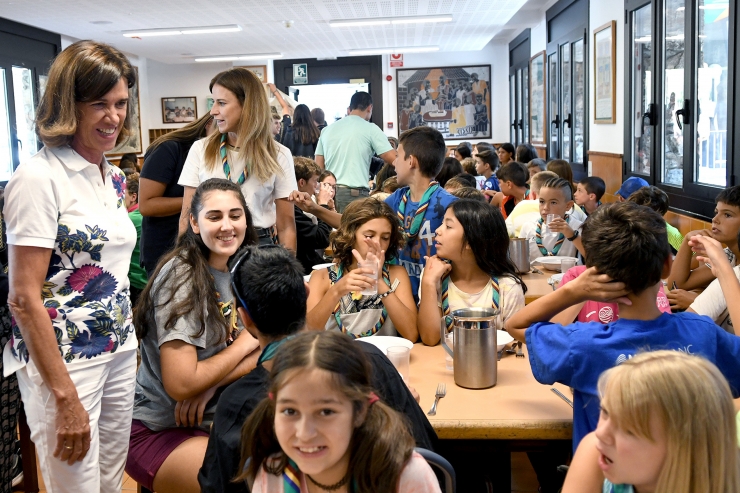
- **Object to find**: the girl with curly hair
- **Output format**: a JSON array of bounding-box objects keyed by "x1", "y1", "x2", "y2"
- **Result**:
[{"x1": 306, "y1": 198, "x2": 418, "y2": 341}]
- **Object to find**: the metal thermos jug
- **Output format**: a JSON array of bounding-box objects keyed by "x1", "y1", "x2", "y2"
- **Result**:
[
  {"x1": 441, "y1": 307, "x2": 499, "y2": 389},
  {"x1": 508, "y1": 237, "x2": 530, "y2": 274}
]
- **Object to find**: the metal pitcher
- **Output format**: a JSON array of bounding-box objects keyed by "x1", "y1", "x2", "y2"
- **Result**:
[
  {"x1": 508, "y1": 237, "x2": 530, "y2": 274},
  {"x1": 440, "y1": 307, "x2": 499, "y2": 389}
]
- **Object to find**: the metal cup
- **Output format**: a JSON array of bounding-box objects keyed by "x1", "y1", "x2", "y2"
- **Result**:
[
  {"x1": 441, "y1": 307, "x2": 499, "y2": 389},
  {"x1": 508, "y1": 237, "x2": 531, "y2": 274}
]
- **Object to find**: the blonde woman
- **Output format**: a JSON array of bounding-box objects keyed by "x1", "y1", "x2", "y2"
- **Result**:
[
  {"x1": 563, "y1": 351, "x2": 740, "y2": 493},
  {"x1": 178, "y1": 68, "x2": 297, "y2": 249}
]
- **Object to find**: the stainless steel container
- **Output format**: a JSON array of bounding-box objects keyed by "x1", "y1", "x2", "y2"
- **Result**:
[
  {"x1": 508, "y1": 237, "x2": 530, "y2": 274},
  {"x1": 441, "y1": 307, "x2": 499, "y2": 389}
]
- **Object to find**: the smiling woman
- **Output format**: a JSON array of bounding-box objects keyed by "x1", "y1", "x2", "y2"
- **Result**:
[{"x1": 3, "y1": 40, "x2": 139, "y2": 493}]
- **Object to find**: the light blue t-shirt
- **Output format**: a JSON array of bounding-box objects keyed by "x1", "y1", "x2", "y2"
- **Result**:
[
  {"x1": 385, "y1": 186, "x2": 457, "y2": 303},
  {"x1": 525, "y1": 311, "x2": 740, "y2": 451},
  {"x1": 315, "y1": 115, "x2": 393, "y2": 188}
]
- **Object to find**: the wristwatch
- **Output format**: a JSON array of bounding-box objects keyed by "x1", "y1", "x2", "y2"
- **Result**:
[
  {"x1": 380, "y1": 279, "x2": 401, "y2": 298},
  {"x1": 567, "y1": 230, "x2": 580, "y2": 242}
]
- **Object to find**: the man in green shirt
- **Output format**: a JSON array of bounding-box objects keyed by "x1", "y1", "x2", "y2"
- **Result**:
[{"x1": 315, "y1": 92, "x2": 397, "y2": 212}]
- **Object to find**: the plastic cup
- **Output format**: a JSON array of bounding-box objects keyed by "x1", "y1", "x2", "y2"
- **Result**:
[
  {"x1": 444, "y1": 332, "x2": 454, "y2": 371},
  {"x1": 358, "y1": 260, "x2": 378, "y2": 296},
  {"x1": 546, "y1": 213, "x2": 559, "y2": 225},
  {"x1": 387, "y1": 346, "x2": 410, "y2": 382},
  {"x1": 560, "y1": 257, "x2": 577, "y2": 273}
]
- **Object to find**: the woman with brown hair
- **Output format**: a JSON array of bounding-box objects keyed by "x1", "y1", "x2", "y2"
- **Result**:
[
  {"x1": 139, "y1": 114, "x2": 215, "y2": 276},
  {"x1": 306, "y1": 198, "x2": 418, "y2": 341},
  {"x1": 279, "y1": 103, "x2": 320, "y2": 159},
  {"x1": 178, "y1": 67, "x2": 297, "y2": 249},
  {"x1": 3, "y1": 40, "x2": 138, "y2": 492}
]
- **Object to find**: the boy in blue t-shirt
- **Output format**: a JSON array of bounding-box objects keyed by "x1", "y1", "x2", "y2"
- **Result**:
[
  {"x1": 474, "y1": 148, "x2": 500, "y2": 193},
  {"x1": 505, "y1": 201, "x2": 740, "y2": 451},
  {"x1": 386, "y1": 126, "x2": 456, "y2": 302}
]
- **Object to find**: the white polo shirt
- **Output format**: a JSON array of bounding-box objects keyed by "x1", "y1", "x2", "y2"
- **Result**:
[
  {"x1": 3, "y1": 146, "x2": 138, "y2": 375},
  {"x1": 178, "y1": 138, "x2": 297, "y2": 229}
]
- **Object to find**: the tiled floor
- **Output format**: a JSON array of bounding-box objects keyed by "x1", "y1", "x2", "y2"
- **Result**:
[{"x1": 16, "y1": 452, "x2": 540, "y2": 492}]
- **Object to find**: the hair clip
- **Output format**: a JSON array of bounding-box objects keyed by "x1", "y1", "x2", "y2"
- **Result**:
[
  {"x1": 268, "y1": 392, "x2": 274, "y2": 401},
  {"x1": 368, "y1": 392, "x2": 380, "y2": 406}
]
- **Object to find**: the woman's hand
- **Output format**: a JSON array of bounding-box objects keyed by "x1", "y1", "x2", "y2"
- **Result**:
[
  {"x1": 666, "y1": 288, "x2": 698, "y2": 310},
  {"x1": 54, "y1": 396, "x2": 91, "y2": 465},
  {"x1": 422, "y1": 255, "x2": 452, "y2": 290},
  {"x1": 175, "y1": 386, "x2": 218, "y2": 427}
]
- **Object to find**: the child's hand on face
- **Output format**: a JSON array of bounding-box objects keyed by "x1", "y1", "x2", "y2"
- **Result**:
[
  {"x1": 317, "y1": 183, "x2": 334, "y2": 205},
  {"x1": 686, "y1": 228, "x2": 713, "y2": 242},
  {"x1": 568, "y1": 267, "x2": 632, "y2": 304},
  {"x1": 423, "y1": 255, "x2": 452, "y2": 289}
]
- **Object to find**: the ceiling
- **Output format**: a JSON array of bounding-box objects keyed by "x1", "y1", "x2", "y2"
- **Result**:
[{"x1": 0, "y1": 0, "x2": 552, "y2": 64}]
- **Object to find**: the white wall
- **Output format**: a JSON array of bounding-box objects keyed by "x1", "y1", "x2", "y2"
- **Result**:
[
  {"x1": 145, "y1": 59, "x2": 232, "y2": 132},
  {"x1": 380, "y1": 39, "x2": 510, "y2": 144},
  {"x1": 588, "y1": 0, "x2": 625, "y2": 154}
]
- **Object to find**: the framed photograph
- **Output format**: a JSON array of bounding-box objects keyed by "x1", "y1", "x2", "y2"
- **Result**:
[
  {"x1": 594, "y1": 21, "x2": 616, "y2": 124},
  {"x1": 161, "y1": 97, "x2": 198, "y2": 124},
  {"x1": 108, "y1": 66, "x2": 142, "y2": 155},
  {"x1": 243, "y1": 65, "x2": 267, "y2": 83},
  {"x1": 529, "y1": 51, "x2": 547, "y2": 145},
  {"x1": 396, "y1": 65, "x2": 492, "y2": 140}
]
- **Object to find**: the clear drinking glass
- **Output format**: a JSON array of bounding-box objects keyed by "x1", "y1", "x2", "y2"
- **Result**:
[
  {"x1": 444, "y1": 332, "x2": 454, "y2": 371},
  {"x1": 358, "y1": 259, "x2": 378, "y2": 296},
  {"x1": 387, "y1": 346, "x2": 410, "y2": 382}
]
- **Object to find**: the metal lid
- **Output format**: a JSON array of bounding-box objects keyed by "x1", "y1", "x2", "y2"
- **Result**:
[{"x1": 449, "y1": 307, "x2": 500, "y2": 322}]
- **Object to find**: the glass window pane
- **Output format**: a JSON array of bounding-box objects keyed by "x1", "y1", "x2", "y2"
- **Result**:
[
  {"x1": 561, "y1": 43, "x2": 571, "y2": 161},
  {"x1": 548, "y1": 53, "x2": 559, "y2": 158},
  {"x1": 12, "y1": 66, "x2": 37, "y2": 164},
  {"x1": 694, "y1": 0, "x2": 728, "y2": 187},
  {"x1": 631, "y1": 5, "x2": 653, "y2": 175},
  {"x1": 0, "y1": 69, "x2": 12, "y2": 181},
  {"x1": 573, "y1": 39, "x2": 585, "y2": 165},
  {"x1": 522, "y1": 68, "x2": 529, "y2": 142},
  {"x1": 510, "y1": 75, "x2": 516, "y2": 143},
  {"x1": 661, "y1": 0, "x2": 685, "y2": 186}
]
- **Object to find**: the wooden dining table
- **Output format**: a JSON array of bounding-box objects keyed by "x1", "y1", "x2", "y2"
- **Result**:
[
  {"x1": 521, "y1": 270, "x2": 559, "y2": 304},
  {"x1": 408, "y1": 343, "x2": 573, "y2": 440},
  {"x1": 407, "y1": 341, "x2": 573, "y2": 491}
]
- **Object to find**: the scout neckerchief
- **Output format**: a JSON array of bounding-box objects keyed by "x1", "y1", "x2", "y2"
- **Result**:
[
  {"x1": 328, "y1": 263, "x2": 391, "y2": 338},
  {"x1": 282, "y1": 459, "x2": 357, "y2": 492},
  {"x1": 396, "y1": 181, "x2": 439, "y2": 240},
  {"x1": 534, "y1": 215, "x2": 570, "y2": 257},
  {"x1": 220, "y1": 133, "x2": 246, "y2": 185},
  {"x1": 256, "y1": 335, "x2": 295, "y2": 366},
  {"x1": 441, "y1": 272, "x2": 500, "y2": 331}
]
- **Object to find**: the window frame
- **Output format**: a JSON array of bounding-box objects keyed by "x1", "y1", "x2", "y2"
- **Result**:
[
  {"x1": 509, "y1": 29, "x2": 531, "y2": 146},
  {"x1": 622, "y1": 0, "x2": 738, "y2": 219}
]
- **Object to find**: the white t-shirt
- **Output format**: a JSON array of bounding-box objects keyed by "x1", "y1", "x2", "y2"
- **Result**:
[
  {"x1": 418, "y1": 270, "x2": 525, "y2": 329},
  {"x1": 3, "y1": 146, "x2": 138, "y2": 374},
  {"x1": 505, "y1": 199, "x2": 540, "y2": 237},
  {"x1": 519, "y1": 216, "x2": 583, "y2": 261},
  {"x1": 178, "y1": 138, "x2": 297, "y2": 229},
  {"x1": 689, "y1": 265, "x2": 740, "y2": 334}
]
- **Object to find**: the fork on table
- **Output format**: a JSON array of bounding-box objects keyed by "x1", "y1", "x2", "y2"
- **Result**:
[
  {"x1": 427, "y1": 382, "x2": 447, "y2": 416},
  {"x1": 515, "y1": 341, "x2": 524, "y2": 358}
]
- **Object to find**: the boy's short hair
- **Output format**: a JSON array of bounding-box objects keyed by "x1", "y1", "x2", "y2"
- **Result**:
[
  {"x1": 293, "y1": 157, "x2": 321, "y2": 183},
  {"x1": 528, "y1": 158, "x2": 547, "y2": 171},
  {"x1": 460, "y1": 157, "x2": 477, "y2": 175},
  {"x1": 541, "y1": 176, "x2": 573, "y2": 201},
  {"x1": 125, "y1": 172, "x2": 140, "y2": 196},
  {"x1": 349, "y1": 91, "x2": 373, "y2": 111},
  {"x1": 231, "y1": 246, "x2": 307, "y2": 337},
  {"x1": 582, "y1": 202, "x2": 669, "y2": 294},
  {"x1": 399, "y1": 126, "x2": 447, "y2": 178},
  {"x1": 627, "y1": 186, "x2": 669, "y2": 216},
  {"x1": 716, "y1": 185, "x2": 740, "y2": 208},
  {"x1": 530, "y1": 171, "x2": 559, "y2": 194},
  {"x1": 495, "y1": 161, "x2": 528, "y2": 187},
  {"x1": 445, "y1": 173, "x2": 478, "y2": 190},
  {"x1": 476, "y1": 148, "x2": 500, "y2": 170},
  {"x1": 449, "y1": 187, "x2": 487, "y2": 202},
  {"x1": 578, "y1": 176, "x2": 606, "y2": 202}
]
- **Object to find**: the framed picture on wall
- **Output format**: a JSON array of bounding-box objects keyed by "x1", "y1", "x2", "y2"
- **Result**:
[
  {"x1": 242, "y1": 65, "x2": 267, "y2": 83},
  {"x1": 396, "y1": 65, "x2": 492, "y2": 140},
  {"x1": 108, "y1": 66, "x2": 142, "y2": 155},
  {"x1": 529, "y1": 51, "x2": 547, "y2": 145},
  {"x1": 161, "y1": 97, "x2": 198, "y2": 124},
  {"x1": 594, "y1": 20, "x2": 616, "y2": 124}
]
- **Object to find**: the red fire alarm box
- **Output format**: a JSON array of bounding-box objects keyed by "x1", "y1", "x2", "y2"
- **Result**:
[{"x1": 387, "y1": 122, "x2": 393, "y2": 129}]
